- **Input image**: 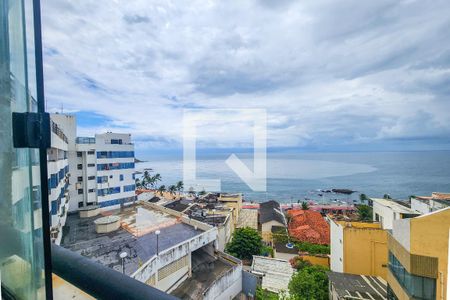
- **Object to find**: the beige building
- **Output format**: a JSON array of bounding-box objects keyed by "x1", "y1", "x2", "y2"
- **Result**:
[{"x1": 259, "y1": 200, "x2": 286, "y2": 243}]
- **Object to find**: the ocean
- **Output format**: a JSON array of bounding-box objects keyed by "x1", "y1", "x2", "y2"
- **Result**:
[{"x1": 136, "y1": 151, "x2": 450, "y2": 204}]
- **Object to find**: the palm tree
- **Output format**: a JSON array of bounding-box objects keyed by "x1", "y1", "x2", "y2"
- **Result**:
[
  {"x1": 152, "y1": 173, "x2": 162, "y2": 188},
  {"x1": 135, "y1": 178, "x2": 142, "y2": 190},
  {"x1": 359, "y1": 193, "x2": 368, "y2": 202},
  {"x1": 142, "y1": 171, "x2": 153, "y2": 189},
  {"x1": 301, "y1": 201, "x2": 309, "y2": 210},
  {"x1": 168, "y1": 185, "x2": 177, "y2": 195},
  {"x1": 176, "y1": 181, "x2": 184, "y2": 192},
  {"x1": 157, "y1": 185, "x2": 166, "y2": 196}
]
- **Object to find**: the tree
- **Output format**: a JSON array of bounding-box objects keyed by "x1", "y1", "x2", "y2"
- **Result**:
[
  {"x1": 359, "y1": 193, "x2": 368, "y2": 202},
  {"x1": 288, "y1": 265, "x2": 328, "y2": 300},
  {"x1": 357, "y1": 204, "x2": 373, "y2": 221},
  {"x1": 256, "y1": 287, "x2": 279, "y2": 300},
  {"x1": 176, "y1": 181, "x2": 184, "y2": 192},
  {"x1": 383, "y1": 193, "x2": 391, "y2": 199},
  {"x1": 198, "y1": 189, "x2": 206, "y2": 196},
  {"x1": 225, "y1": 227, "x2": 263, "y2": 260},
  {"x1": 168, "y1": 185, "x2": 177, "y2": 195},
  {"x1": 290, "y1": 256, "x2": 312, "y2": 271},
  {"x1": 135, "y1": 178, "x2": 142, "y2": 190},
  {"x1": 301, "y1": 201, "x2": 309, "y2": 210},
  {"x1": 152, "y1": 173, "x2": 162, "y2": 187},
  {"x1": 157, "y1": 185, "x2": 166, "y2": 195}
]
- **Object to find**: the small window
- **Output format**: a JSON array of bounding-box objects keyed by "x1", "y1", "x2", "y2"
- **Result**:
[
  {"x1": 78, "y1": 202, "x2": 84, "y2": 208},
  {"x1": 87, "y1": 163, "x2": 95, "y2": 167},
  {"x1": 88, "y1": 176, "x2": 95, "y2": 180},
  {"x1": 77, "y1": 176, "x2": 83, "y2": 182},
  {"x1": 77, "y1": 164, "x2": 82, "y2": 170},
  {"x1": 78, "y1": 189, "x2": 84, "y2": 195},
  {"x1": 77, "y1": 152, "x2": 82, "y2": 157},
  {"x1": 87, "y1": 150, "x2": 95, "y2": 155},
  {"x1": 120, "y1": 174, "x2": 124, "y2": 181},
  {"x1": 109, "y1": 175, "x2": 113, "y2": 179},
  {"x1": 88, "y1": 189, "x2": 95, "y2": 193}
]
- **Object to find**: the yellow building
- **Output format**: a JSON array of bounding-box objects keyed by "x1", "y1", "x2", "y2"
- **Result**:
[
  {"x1": 329, "y1": 218, "x2": 388, "y2": 280},
  {"x1": 218, "y1": 193, "x2": 242, "y2": 226},
  {"x1": 387, "y1": 207, "x2": 450, "y2": 300}
]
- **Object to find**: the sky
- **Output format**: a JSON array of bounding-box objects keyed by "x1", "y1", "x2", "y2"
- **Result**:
[{"x1": 41, "y1": 0, "x2": 450, "y2": 157}]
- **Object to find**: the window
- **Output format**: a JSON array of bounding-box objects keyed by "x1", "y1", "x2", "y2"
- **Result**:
[
  {"x1": 111, "y1": 139, "x2": 123, "y2": 144},
  {"x1": 123, "y1": 184, "x2": 136, "y2": 192},
  {"x1": 77, "y1": 151, "x2": 82, "y2": 157},
  {"x1": 78, "y1": 202, "x2": 84, "y2": 208},
  {"x1": 97, "y1": 176, "x2": 108, "y2": 184},
  {"x1": 88, "y1": 189, "x2": 95, "y2": 193},
  {"x1": 87, "y1": 163, "x2": 95, "y2": 167},
  {"x1": 77, "y1": 176, "x2": 83, "y2": 182},
  {"x1": 87, "y1": 150, "x2": 95, "y2": 155},
  {"x1": 78, "y1": 189, "x2": 84, "y2": 195},
  {"x1": 97, "y1": 151, "x2": 134, "y2": 159},
  {"x1": 120, "y1": 174, "x2": 124, "y2": 181},
  {"x1": 388, "y1": 252, "x2": 436, "y2": 299},
  {"x1": 88, "y1": 176, "x2": 95, "y2": 180},
  {"x1": 77, "y1": 164, "x2": 83, "y2": 170},
  {"x1": 132, "y1": 173, "x2": 136, "y2": 180},
  {"x1": 97, "y1": 162, "x2": 135, "y2": 171},
  {"x1": 97, "y1": 186, "x2": 121, "y2": 196}
]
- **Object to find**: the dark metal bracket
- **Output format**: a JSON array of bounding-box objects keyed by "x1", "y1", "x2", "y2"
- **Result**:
[{"x1": 12, "y1": 112, "x2": 50, "y2": 148}]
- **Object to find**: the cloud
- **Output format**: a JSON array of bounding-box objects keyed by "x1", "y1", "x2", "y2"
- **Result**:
[{"x1": 41, "y1": 0, "x2": 450, "y2": 152}]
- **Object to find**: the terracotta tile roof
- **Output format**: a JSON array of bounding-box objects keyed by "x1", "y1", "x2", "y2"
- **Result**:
[{"x1": 287, "y1": 209, "x2": 330, "y2": 245}]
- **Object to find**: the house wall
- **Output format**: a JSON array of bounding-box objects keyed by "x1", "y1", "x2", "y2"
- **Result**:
[
  {"x1": 202, "y1": 254, "x2": 242, "y2": 300},
  {"x1": 330, "y1": 218, "x2": 344, "y2": 273},
  {"x1": 301, "y1": 255, "x2": 329, "y2": 268},
  {"x1": 261, "y1": 220, "x2": 284, "y2": 242},
  {"x1": 373, "y1": 201, "x2": 396, "y2": 230},
  {"x1": 410, "y1": 209, "x2": 450, "y2": 300},
  {"x1": 343, "y1": 226, "x2": 388, "y2": 279},
  {"x1": 411, "y1": 198, "x2": 431, "y2": 215}
]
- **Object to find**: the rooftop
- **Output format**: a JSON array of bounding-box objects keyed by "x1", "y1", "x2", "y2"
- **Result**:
[
  {"x1": 171, "y1": 249, "x2": 236, "y2": 299},
  {"x1": 251, "y1": 256, "x2": 294, "y2": 293},
  {"x1": 61, "y1": 205, "x2": 203, "y2": 276},
  {"x1": 371, "y1": 198, "x2": 420, "y2": 215},
  {"x1": 236, "y1": 208, "x2": 258, "y2": 229},
  {"x1": 259, "y1": 200, "x2": 286, "y2": 225},
  {"x1": 327, "y1": 272, "x2": 387, "y2": 300},
  {"x1": 287, "y1": 209, "x2": 330, "y2": 245}
]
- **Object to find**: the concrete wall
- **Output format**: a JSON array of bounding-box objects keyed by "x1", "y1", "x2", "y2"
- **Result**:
[
  {"x1": 301, "y1": 255, "x2": 330, "y2": 268},
  {"x1": 202, "y1": 252, "x2": 243, "y2": 300},
  {"x1": 343, "y1": 226, "x2": 388, "y2": 279},
  {"x1": 329, "y1": 218, "x2": 344, "y2": 273},
  {"x1": 261, "y1": 220, "x2": 284, "y2": 242},
  {"x1": 392, "y1": 218, "x2": 411, "y2": 251},
  {"x1": 411, "y1": 198, "x2": 430, "y2": 215},
  {"x1": 409, "y1": 208, "x2": 450, "y2": 300},
  {"x1": 373, "y1": 201, "x2": 396, "y2": 230}
]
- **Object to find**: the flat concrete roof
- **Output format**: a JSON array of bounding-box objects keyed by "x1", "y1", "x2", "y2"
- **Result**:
[
  {"x1": 327, "y1": 272, "x2": 387, "y2": 300},
  {"x1": 62, "y1": 205, "x2": 203, "y2": 276},
  {"x1": 371, "y1": 198, "x2": 420, "y2": 214}
]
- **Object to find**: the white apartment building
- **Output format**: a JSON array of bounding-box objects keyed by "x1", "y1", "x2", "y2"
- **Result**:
[
  {"x1": 371, "y1": 198, "x2": 420, "y2": 230},
  {"x1": 48, "y1": 114, "x2": 76, "y2": 244},
  {"x1": 69, "y1": 132, "x2": 136, "y2": 211}
]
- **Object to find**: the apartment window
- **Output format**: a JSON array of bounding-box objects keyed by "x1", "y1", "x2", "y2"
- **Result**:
[
  {"x1": 87, "y1": 150, "x2": 95, "y2": 155},
  {"x1": 97, "y1": 186, "x2": 121, "y2": 196},
  {"x1": 77, "y1": 176, "x2": 83, "y2": 182},
  {"x1": 78, "y1": 202, "x2": 84, "y2": 208},
  {"x1": 88, "y1": 189, "x2": 95, "y2": 193},
  {"x1": 87, "y1": 163, "x2": 95, "y2": 167},
  {"x1": 132, "y1": 173, "x2": 136, "y2": 180},
  {"x1": 97, "y1": 176, "x2": 108, "y2": 184},
  {"x1": 77, "y1": 151, "x2": 82, "y2": 157},
  {"x1": 123, "y1": 184, "x2": 136, "y2": 192},
  {"x1": 77, "y1": 164, "x2": 83, "y2": 170},
  {"x1": 388, "y1": 252, "x2": 436, "y2": 299},
  {"x1": 111, "y1": 139, "x2": 123, "y2": 144},
  {"x1": 88, "y1": 176, "x2": 95, "y2": 180},
  {"x1": 78, "y1": 189, "x2": 84, "y2": 195},
  {"x1": 97, "y1": 162, "x2": 135, "y2": 171},
  {"x1": 97, "y1": 151, "x2": 134, "y2": 159},
  {"x1": 120, "y1": 174, "x2": 124, "y2": 181}
]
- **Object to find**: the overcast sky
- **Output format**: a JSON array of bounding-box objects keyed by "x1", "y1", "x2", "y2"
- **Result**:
[{"x1": 41, "y1": 0, "x2": 450, "y2": 154}]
